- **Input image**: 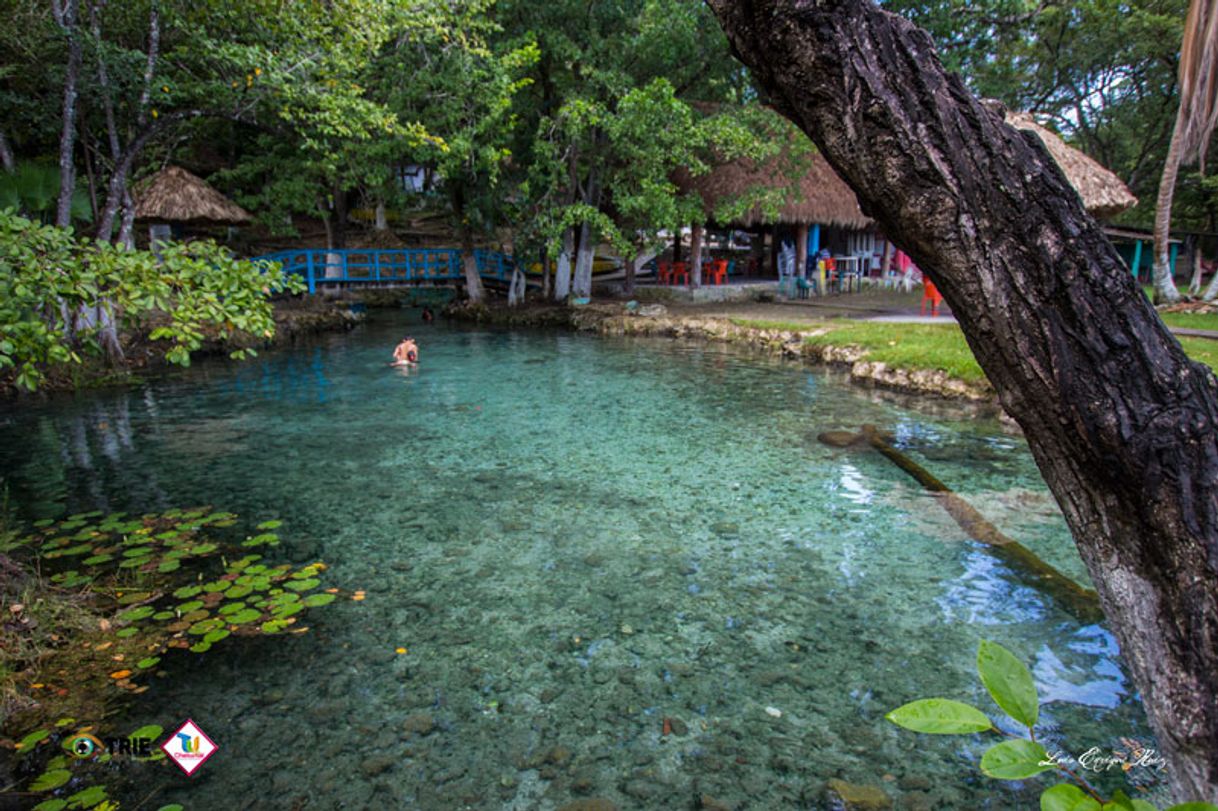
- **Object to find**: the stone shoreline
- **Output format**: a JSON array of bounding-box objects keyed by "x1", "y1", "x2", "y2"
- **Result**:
[{"x1": 448, "y1": 300, "x2": 997, "y2": 405}]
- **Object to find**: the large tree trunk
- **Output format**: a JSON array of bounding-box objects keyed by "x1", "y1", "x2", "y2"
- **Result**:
[
  {"x1": 460, "y1": 224, "x2": 485, "y2": 303},
  {"x1": 53, "y1": 0, "x2": 82, "y2": 229},
  {"x1": 0, "y1": 130, "x2": 14, "y2": 172},
  {"x1": 689, "y1": 222, "x2": 704, "y2": 288},
  {"x1": 708, "y1": 1, "x2": 1218, "y2": 802},
  {"x1": 553, "y1": 228, "x2": 573, "y2": 301},
  {"x1": 571, "y1": 220, "x2": 595, "y2": 298},
  {"x1": 1153, "y1": 117, "x2": 1186, "y2": 303}
]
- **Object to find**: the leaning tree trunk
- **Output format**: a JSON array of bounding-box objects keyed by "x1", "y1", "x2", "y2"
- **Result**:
[
  {"x1": 708, "y1": 0, "x2": 1218, "y2": 801},
  {"x1": 1153, "y1": 117, "x2": 1186, "y2": 303}
]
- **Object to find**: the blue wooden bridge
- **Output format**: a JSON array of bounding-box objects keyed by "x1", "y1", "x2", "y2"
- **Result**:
[{"x1": 251, "y1": 248, "x2": 526, "y2": 294}]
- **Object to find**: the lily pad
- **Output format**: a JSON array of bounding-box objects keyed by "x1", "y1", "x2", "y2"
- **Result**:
[
  {"x1": 172, "y1": 585, "x2": 202, "y2": 599},
  {"x1": 30, "y1": 769, "x2": 72, "y2": 791},
  {"x1": 227, "y1": 608, "x2": 263, "y2": 625},
  {"x1": 303, "y1": 593, "x2": 337, "y2": 608},
  {"x1": 284, "y1": 578, "x2": 320, "y2": 592},
  {"x1": 119, "y1": 606, "x2": 155, "y2": 622},
  {"x1": 136, "y1": 657, "x2": 161, "y2": 670},
  {"x1": 115, "y1": 627, "x2": 139, "y2": 639}
]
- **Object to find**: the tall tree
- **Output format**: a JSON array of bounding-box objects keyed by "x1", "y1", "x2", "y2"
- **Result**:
[
  {"x1": 1156, "y1": 0, "x2": 1218, "y2": 301},
  {"x1": 708, "y1": 0, "x2": 1218, "y2": 801}
]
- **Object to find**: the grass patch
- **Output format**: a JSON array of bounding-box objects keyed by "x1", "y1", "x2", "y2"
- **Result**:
[
  {"x1": 1158, "y1": 311, "x2": 1218, "y2": 332},
  {"x1": 801, "y1": 320, "x2": 987, "y2": 383},
  {"x1": 731, "y1": 316, "x2": 1218, "y2": 384}
]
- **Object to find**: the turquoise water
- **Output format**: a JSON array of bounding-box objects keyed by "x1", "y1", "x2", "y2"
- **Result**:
[{"x1": 0, "y1": 316, "x2": 1159, "y2": 809}]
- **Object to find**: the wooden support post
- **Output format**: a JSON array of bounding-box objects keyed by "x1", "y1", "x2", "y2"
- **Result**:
[{"x1": 796, "y1": 223, "x2": 809, "y2": 279}]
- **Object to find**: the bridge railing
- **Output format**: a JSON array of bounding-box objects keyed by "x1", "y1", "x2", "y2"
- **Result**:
[{"x1": 251, "y1": 248, "x2": 518, "y2": 294}]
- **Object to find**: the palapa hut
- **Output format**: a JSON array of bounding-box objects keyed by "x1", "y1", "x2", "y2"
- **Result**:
[
  {"x1": 676, "y1": 105, "x2": 1137, "y2": 286},
  {"x1": 1003, "y1": 111, "x2": 1138, "y2": 219},
  {"x1": 674, "y1": 144, "x2": 871, "y2": 282},
  {"x1": 134, "y1": 165, "x2": 251, "y2": 248}
]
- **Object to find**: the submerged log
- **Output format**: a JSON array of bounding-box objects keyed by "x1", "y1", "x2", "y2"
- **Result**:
[{"x1": 821, "y1": 426, "x2": 1102, "y2": 621}]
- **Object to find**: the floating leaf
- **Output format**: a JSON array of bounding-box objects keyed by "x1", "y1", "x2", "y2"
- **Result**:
[
  {"x1": 177, "y1": 601, "x2": 204, "y2": 614},
  {"x1": 157, "y1": 560, "x2": 181, "y2": 573},
  {"x1": 109, "y1": 670, "x2": 132, "y2": 680},
  {"x1": 17, "y1": 728, "x2": 51, "y2": 752},
  {"x1": 173, "y1": 585, "x2": 202, "y2": 599},
  {"x1": 82, "y1": 554, "x2": 113, "y2": 565},
  {"x1": 228, "y1": 608, "x2": 263, "y2": 625},
  {"x1": 261, "y1": 619, "x2": 288, "y2": 633},
  {"x1": 189, "y1": 641, "x2": 212, "y2": 653},
  {"x1": 156, "y1": 804, "x2": 185, "y2": 811},
  {"x1": 243, "y1": 533, "x2": 279, "y2": 547},
  {"x1": 32, "y1": 799, "x2": 67, "y2": 811},
  {"x1": 115, "y1": 627, "x2": 139, "y2": 639},
  {"x1": 65, "y1": 785, "x2": 108, "y2": 808},
  {"x1": 202, "y1": 629, "x2": 230, "y2": 644},
  {"x1": 225, "y1": 585, "x2": 253, "y2": 599},
  {"x1": 303, "y1": 593, "x2": 336, "y2": 608},
  {"x1": 257, "y1": 520, "x2": 283, "y2": 530},
  {"x1": 152, "y1": 611, "x2": 176, "y2": 621},
  {"x1": 188, "y1": 619, "x2": 223, "y2": 635},
  {"x1": 33, "y1": 518, "x2": 55, "y2": 527},
  {"x1": 121, "y1": 547, "x2": 154, "y2": 558},
  {"x1": 30, "y1": 769, "x2": 72, "y2": 791},
  {"x1": 136, "y1": 657, "x2": 161, "y2": 670},
  {"x1": 202, "y1": 581, "x2": 227, "y2": 593},
  {"x1": 129, "y1": 724, "x2": 163, "y2": 740},
  {"x1": 119, "y1": 606, "x2": 154, "y2": 622},
  {"x1": 980, "y1": 739, "x2": 1052, "y2": 780},
  {"x1": 885, "y1": 699, "x2": 992, "y2": 735},
  {"x1": 284, "y1": 578, "x2": 320, "y2": 592}
]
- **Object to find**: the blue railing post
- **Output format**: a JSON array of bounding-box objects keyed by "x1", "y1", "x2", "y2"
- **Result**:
[{"x1": 306, "y1": 251, "x2": 316, "y2": 294}]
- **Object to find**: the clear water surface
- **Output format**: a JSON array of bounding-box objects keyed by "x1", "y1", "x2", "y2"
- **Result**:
[{"x1": 0, "y1": 314, "x2": 1159, "y2": 809}]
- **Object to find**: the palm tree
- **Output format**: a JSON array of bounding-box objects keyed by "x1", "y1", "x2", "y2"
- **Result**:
[{"x1": 1155, "y1": 0, "x2": 1218, "y2": 302}]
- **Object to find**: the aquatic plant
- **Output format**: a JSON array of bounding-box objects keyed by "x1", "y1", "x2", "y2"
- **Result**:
[
  {"x1": 886, "y1": 640, "x2": 1218, "y2": 811},
  {"x1": 2, "y1": 508, "x2": 345, "y2": 809}
]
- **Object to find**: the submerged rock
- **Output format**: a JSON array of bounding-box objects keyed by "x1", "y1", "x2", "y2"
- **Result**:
[
  {"x1": 825, "y1": 778, "x2": 893, "y2": 811},
  {"x1": 403, "y1": 713, "x2": 436, "y2": 736},
  {"x1": 817, "y1": 430, "x2": 865, "y2": 448},
  {"x1": 557, "y1": 799, "x2": 618, "y2": 811}
]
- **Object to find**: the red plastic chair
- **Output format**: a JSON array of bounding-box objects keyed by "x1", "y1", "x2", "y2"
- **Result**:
[
  {"x1": 671, "y1": 261, "x2": 689, "y2": 286},
  {"x1": 921, "y1": 279, "x2": 944, "y2": 316},
  {"x1": 705, "y1": 259, "x2": 728, "y2": 285},
  {"x1": 657, "y1": 260, "x2": 672, "y2": 285}
]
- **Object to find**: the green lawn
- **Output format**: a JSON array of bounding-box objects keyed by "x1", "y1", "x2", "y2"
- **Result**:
[
  {"x1": 730, "y1": 317, "x2": 1218, "y2": 383},
  {"x1": 1158, "y1": 311, "x2": 1218, "y2": 332}
]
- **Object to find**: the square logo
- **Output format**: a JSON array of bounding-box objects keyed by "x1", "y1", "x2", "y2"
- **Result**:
[{"x1": 161, "y1": 719, "x2": 218, "y2": 776}]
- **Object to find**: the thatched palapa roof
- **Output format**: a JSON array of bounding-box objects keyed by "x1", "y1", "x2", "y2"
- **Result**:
[
  {"x1": 1004, "y1": 111, "x2": 1138, "y2": 219},
  {"x1": 675, "y1": 146, "x2": 871, "y2": 230},
  {"x1": 134, "y1": 165, "x2": 251, "y2": 224},
  {"x1": 677, "y1": 106, "x2": 1136, "y2": 230}
]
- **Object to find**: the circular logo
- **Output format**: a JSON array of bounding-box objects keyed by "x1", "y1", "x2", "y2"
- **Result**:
[{"x1": 67, "y1": 734, "x2": 103, "y2": 759}]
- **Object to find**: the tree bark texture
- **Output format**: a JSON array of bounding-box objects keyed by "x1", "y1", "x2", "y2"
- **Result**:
[
  {"x1": 708, "y1": 0, "x2": 1218, "y2": 801},
  {"x1": 572, "y1": 221, "x2": 594, "y2": 298},
  {"x1": 0, "y1": 129, "x2": 14, "y2": 172},
  {"x1": 55, "y1": 0, "x2": 82, "y2": 228},
  {"x1": 554, "y1": 228, "x2": 573, "y2": 301},
  {"x1": 460, "y1": 224, "x2": 485, "y2": 303}
]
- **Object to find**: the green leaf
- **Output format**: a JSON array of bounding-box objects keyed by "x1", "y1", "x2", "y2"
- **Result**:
[
  {"x1": 1164, "y1": 805, "x2": 1218, "y2": 811},
  {"x1": 302, "y1": 592, "x2": 336, "y2": 607},
  {"x1": 257, "y1": 519, "x2": 283, "y2": 530},
  {"x1": 228, "y1": 608, "x2": 263, "y2": 624},
  {"x1": 136, "y1": 657, "x2": 161, "y2": 670},
  {"x1": 1130, "y1": 802, "x2": 1158, "y2": 811},
  {"x1": 115, "y1": 627, "x2": 139, "y2": 638},
  {"x1": 1104, "y1": 790, "x2": 1136, "y2": 811},
  {"x1": 885, "y1": 699, "x2": 992, "y2": 735},
  {"x1": 284, "y1": 578, "x2": 320, "y2": 592},
  {"x1": 1041, "y1": 784, "x2": 1102, "y2": 811},
  {"x1": 32, "y1": 800, "x2": 68, "y2": 811},
  {"x1": 173, "y1": 585, "x2": 202, "y2": 599},
  {"x1": 981, "y1": 738, "x2": 1053, "y2": 780},
  {"x1": 17, "y1": 728, "x2": 51, "y2": 752},
  {"x1": 30, "y1": 769, "x2": 72, "y2": 791},
  {"x1": 65, "y1": 784, "x2": 108, "y2": 808},
  {"x1": 119, "y1": 606, "x2": 155, "y2": 622},
  {"x1": 977, "y1": 639, "x2": 1039, "y2": 728},
  {"x1": 156, "y1": 805, "x2": 185, "y2": 811},
  {"x1": 129, "y1": 724, "x2": 163, "y2": 740}
]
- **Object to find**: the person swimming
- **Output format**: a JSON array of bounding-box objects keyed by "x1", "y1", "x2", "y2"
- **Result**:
[
  {"x1": 393, "y1": 337, "x2": 419, "y2": 365},
  {"x1": 422, "y1": 306, "x2": 434, "y2": 323}
]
